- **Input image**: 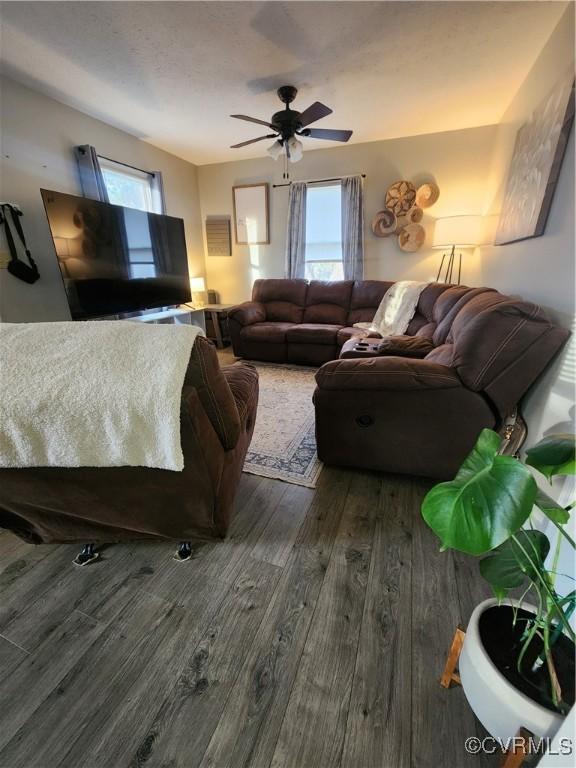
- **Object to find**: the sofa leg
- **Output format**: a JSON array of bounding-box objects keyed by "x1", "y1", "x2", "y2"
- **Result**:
[
  {"x1": 174, "y1": 541, "x2": 192, "y2": 562},
  {"x1": 72, "y1": 543, "x2": 99, "y2": 567}
]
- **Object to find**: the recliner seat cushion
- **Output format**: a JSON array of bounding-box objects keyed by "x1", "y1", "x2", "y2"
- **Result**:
[
  {"x1": 286, "y1": 324, "x2": 343, "y2": 345},
  {"x1": 241, "y1": 322, "x2": 295, "y2": 343}
]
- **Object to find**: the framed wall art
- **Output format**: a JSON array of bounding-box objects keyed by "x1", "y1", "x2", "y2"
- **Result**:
[
  {"x1": 495, "y1": 73, "x2": 575, "y2": 245},
  {"x1": 232, "y1": 183, "x2": 270, "y2": 245}
]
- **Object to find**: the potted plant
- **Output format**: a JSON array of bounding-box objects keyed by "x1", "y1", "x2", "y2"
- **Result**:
[{"x1": 422, "y1": 429, "x2": 575, "y2": 741}]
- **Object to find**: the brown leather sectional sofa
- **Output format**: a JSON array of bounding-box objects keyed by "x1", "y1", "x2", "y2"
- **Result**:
[
  {"x1": 0, "y1": 336, "x2": 259, "y2": 545},
  {"x1": 229, "y1": 279, "x2": 569, "y2": 479}
]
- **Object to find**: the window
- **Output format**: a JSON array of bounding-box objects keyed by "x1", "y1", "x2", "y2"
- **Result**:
[
  {"x1": 123, "y1": 207, "x2": 156, "y2": 280},
  {"x1": 304, "y1": 183, "x2": 343, "y2": 281},
  {"x1": 99, "y1": 157, "x2": 163, "y2": 214}
]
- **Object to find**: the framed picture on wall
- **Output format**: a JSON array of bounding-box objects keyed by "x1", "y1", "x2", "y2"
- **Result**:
[
  {"x1": 495, "y1": 72, "x2": 575, "y2": 245},
  {"x1": 232, "y1": 183, "x2": 269, "y2": 245}
]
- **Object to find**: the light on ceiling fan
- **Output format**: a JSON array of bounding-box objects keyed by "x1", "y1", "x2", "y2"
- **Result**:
[
  {"x1": 287, "y1": 136, "x2": 303, "y2": 162},
  {"x1": 267, "y1": 140, "x2": 284, "y2": 160}
]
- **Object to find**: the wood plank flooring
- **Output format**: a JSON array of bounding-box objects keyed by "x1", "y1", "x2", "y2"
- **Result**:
[{"x1": 0, "y1": 467, "x2": 495, "y2": 768}]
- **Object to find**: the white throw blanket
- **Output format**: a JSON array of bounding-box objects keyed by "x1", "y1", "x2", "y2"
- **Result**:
[
  {"x1": 0, "y1": 321, "x2": 204, "y2": 471},
  {"x1": 354, "y1": 280, "x2": 428, "y2": 336}
]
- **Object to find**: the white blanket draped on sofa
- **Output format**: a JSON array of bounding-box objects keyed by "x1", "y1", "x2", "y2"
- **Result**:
[
  {"x1": 354, "y1": 280, "x2": 428, "y2": 336},
  {"x1": 0, "y1": 321, "x2": 204, "y2": 471}
]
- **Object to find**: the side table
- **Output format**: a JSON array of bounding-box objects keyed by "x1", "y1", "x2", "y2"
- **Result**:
[{"x1": 202, "y1": 304, "x2": 236, "y2": 348}]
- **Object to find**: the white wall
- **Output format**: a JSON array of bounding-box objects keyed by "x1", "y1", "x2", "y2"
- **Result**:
[
  {"x1": 478, "y1": 5, "x2": 575, "y2": 603},
  {"x1": 478, "y1": 5, "x2": 575, "y2": 452},
  {"x1": 198, "y1": 124, "x2": 499, "y2": 304},
  {"x1": 0, "y1": 76, "x2": 205, "y2": 322}
]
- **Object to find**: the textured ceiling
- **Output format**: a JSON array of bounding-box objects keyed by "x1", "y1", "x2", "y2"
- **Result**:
[{"x1": 0, "y1": 1, "x2": 568, "y2": 165}]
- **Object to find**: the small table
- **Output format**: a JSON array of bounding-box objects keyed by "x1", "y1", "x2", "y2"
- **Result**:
[{"x1": 202, "y1": 303, "x2": 236, "y2": 348}]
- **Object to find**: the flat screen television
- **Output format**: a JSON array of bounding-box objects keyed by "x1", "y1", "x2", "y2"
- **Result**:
[{"x1": 41, "y1": 189, "x2": 191, "y2": 319}]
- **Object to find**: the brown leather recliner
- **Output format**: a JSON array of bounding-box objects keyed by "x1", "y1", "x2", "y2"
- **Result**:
[
  {"x1": 314, "y1": 290, "x2": 569, "y2": 479},
  {"x1": 0, "y1": 336, "x2": 259, "y2": 545},
  {"x1": 229, "y1": 278, "x2": 568, "y2": 480},
  {"x1": 229, "y1": 279, "x2": 466, "y2": 365}
]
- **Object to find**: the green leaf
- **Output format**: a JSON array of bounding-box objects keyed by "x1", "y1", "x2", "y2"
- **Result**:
[
  {"x1": 422, "y1": 429, "x2": 537, "y2": 555},
  {"x1": 535, "y1": 488, "x2": 570, "y2": 525},
  {"x1": 479, "y1": 530, "x2": 551, "y2": 597},
  {"x1": 526, "y1": 434, "x2": 576, "y2": 479}
]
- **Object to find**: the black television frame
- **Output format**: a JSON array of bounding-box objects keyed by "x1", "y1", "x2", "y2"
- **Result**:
[{"x1": 41, "y1": 188, "x2": 192, "y2": 320}]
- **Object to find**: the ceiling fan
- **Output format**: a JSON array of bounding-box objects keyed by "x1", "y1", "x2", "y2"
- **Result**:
[{"x1": 230, "y1": 85, "x2": 353, "y2": 162}]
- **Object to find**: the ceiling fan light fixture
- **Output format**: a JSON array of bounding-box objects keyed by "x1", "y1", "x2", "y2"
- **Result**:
[
  {"x1": 287, "y1": 136, "x2": 303, "y2": 162},
  {"x1": 267, "y1": 139, "x2": 284, "y2": 160}
]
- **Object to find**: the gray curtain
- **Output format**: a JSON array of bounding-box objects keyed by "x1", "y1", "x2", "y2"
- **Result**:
[
  {"x1": 341, "y1": 175, "x2": 364, "y2": 280},
  {"x1": 150, "y1": 172, "x2": 167, "y2": 214},
  {"x1": 285, "y1": 181, "x2": 307, "y2": 279},
  {"x1": 74, "y1": 145, "x2": 110, "y2": 202}
]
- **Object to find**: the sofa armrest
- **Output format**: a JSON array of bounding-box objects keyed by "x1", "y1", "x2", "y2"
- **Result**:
[
  {"x1": 228, "y1": 301, "x2": 266, "y2": 326},
  {"x1": 376, "y1": 335, "x2": 434, "y2": 358},
  {"x1": 222, "y1": 361, "x2": 259, "y2": 428},
  {"x1": 315, "y1": 356, "x2": 462, "y2": 391}
]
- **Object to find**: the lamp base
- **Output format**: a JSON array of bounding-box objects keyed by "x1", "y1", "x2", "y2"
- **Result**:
[{"x1": 436, "y1": 245, "x2": 462, "y2": 285}]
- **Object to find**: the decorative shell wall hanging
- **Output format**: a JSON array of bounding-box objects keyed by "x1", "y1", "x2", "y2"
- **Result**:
[
  {"x1": 372, "y1": 179, "x2": 440, "y2": 252},
  {"x1": 371, "y1": 208, "x2": 397, "y2": 237},
  {"x1": 415, "y1": 182, "x2": 440, "y2": 209},
  {"x1": 385, "y1": 180, "x2": 416, "y2": 215}
]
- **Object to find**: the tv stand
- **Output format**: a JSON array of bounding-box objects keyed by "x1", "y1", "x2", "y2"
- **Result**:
[{"x1": 118, "y1": 305, "x2": 206, "y2": 331}]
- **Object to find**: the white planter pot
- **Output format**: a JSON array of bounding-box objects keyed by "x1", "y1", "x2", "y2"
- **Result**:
[{"x1": 459, "y1": 598, "x2": 566, "y2": 741}]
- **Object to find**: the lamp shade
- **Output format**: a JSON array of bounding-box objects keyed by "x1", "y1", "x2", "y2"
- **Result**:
[
  {"x1": 190, "y1": 277, "x2": 206, "y2": 292},
  {"x1": 432, "y1": 215, "x2": 485, "y2": 249}
]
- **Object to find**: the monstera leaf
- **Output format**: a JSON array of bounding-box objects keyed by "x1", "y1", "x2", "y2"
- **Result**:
[
  {"x1": 479, "y1": 529, "x2": 550, "y2": 600},
  {"x1": 535, "y1": 488, "x2": 571, "y2": 525},
  {"x1": 526, "y1": 434, "x2": 576, "y2": 480},
  {"x1": 422, "y1": 429, "x2": 537, "y2": 555}
]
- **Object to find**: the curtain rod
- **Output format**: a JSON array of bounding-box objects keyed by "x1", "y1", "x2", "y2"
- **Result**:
[
  {"x1": 272, "y1": 173, "x2": 366, "y2": 188},
  {"x1": 97, "y1": 154, "x2": 156, "y2": 178}
]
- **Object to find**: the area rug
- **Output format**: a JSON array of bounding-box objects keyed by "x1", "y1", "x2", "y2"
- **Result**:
[{"x1": 243, "y1": 362, "x2": 323, "y2": 488}]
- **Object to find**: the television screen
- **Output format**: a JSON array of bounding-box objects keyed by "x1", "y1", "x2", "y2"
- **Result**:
[{"x1": 41, "y1": 189, "x2": 191, "y2": 319}]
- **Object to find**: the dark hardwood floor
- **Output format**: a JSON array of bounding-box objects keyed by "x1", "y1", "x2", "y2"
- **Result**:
[{"x1": 0, "y1": 467, "x2": 495, "y2": 768}]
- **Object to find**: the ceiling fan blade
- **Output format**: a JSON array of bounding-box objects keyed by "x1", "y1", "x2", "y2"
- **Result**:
[
  {"x1": 304, "y1": 128, "x2": 353, "y2": 142},
  {"x1": 298, "y1": 101, "x2": 333, "y2": 127},
  {"x1": 231, "y1": 114, "x2": 275, "y2": 129},
  {"x1": 230, "y1": 134, "x2": 277, "y2": 148}
]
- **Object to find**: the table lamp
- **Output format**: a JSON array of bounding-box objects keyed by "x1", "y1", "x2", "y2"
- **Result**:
[
  {"x1": 432, "y1": 215, "x2": 485, "y2": 285},
  {"x1": 190, "y1": 276, "x2": 207, "y2": 307}
]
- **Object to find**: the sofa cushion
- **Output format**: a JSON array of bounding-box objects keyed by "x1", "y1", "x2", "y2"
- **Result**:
[
  {"x1": 303, "y1": 280, "x2": 354, "y2": 325},
  {"x1": 432, "y1": 286, "x2": 495, "y2": 345},
  {"x1": 337, "y1": 326, "x2": 367, "y2": 346},
  {"x1": 286, "y1": 324, "x2": 343, "y2": 345},
  {"x1": 252, "y1": 278, "x2": 307, "y2": 323},
  {"x1": 241, "y1": 322, "x2": 296, "y2": 343},
  {"x1": 347, "y1": 280, "x2": 392, "y2": 325},
  {"x1": 405, "y1": 283, "x2": 453, "y2": 337}
]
